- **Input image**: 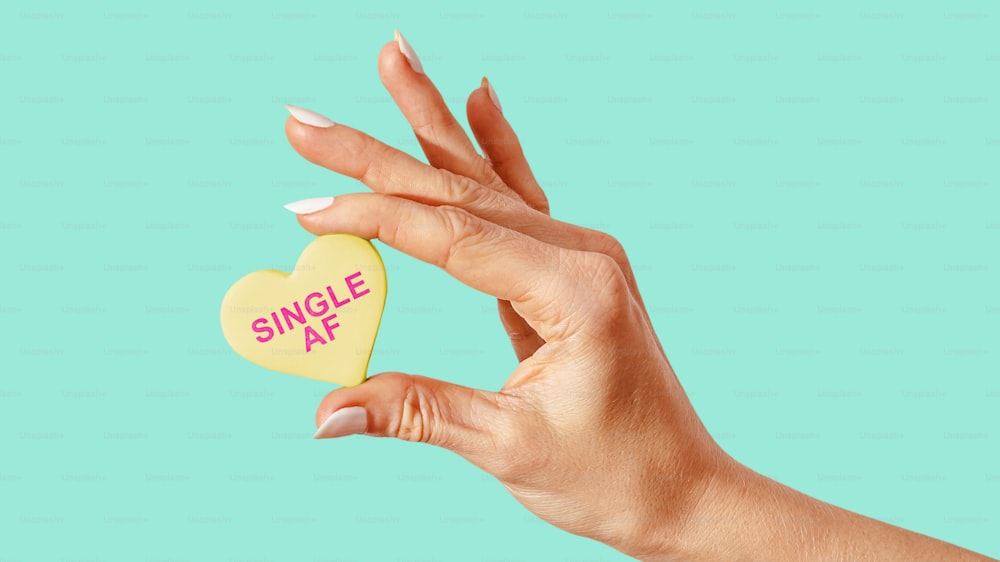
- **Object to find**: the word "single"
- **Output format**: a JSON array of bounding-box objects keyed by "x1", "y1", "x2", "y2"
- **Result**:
[{"x1": 251, "y1": 271, "x2": 370, "y2": 352}]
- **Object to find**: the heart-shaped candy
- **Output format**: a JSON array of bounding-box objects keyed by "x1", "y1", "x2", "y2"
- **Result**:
[{"x1": 220, "y1": 234, "x2": 386, "y2": 387}]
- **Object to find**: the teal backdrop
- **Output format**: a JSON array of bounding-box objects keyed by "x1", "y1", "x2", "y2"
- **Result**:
[{"x1": 1, "y1": 1, "x2": 998, "y2": 559}]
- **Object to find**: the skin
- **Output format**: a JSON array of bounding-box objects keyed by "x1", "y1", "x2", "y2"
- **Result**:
[{"x1": 282, "y1": 39, "x2": 995, "y2": 561}]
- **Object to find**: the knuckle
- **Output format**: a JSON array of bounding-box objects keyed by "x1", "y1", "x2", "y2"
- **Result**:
[
  {"x1": 582, "y1": 251, "x2": 630, "y2": 309},
  {"x1": 436, "y1": 205, "x2": 486, "y2": 268},
  {"x1": 472, "y1": 157, "x2": 509, "y2": 193},
  {"x1": 437, "y1": 171, "x2": 490, "y2": 210},
  {"x1": 393, "y1": 378, "x2": 435, "y2": 444},
  {"x1": 471, "y1": 155, "x2": 496, "y2": 182},
  {"x1": 580, "y1": 229, "x2": 641, "y2": 291},
  {"x1": 587, "y1": 250, "x2": 621, "y2": 279},
  {"x1": 439, "y1": 204, "x2": 483, "y2": 240},
  {"x1": 588, "y1": 229, "x2": 627, "y2": 263}
]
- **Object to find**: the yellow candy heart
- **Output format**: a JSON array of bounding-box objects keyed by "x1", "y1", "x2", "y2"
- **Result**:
[{"x1": 220, "y1": 234, "x2": 387, "y2": 387}]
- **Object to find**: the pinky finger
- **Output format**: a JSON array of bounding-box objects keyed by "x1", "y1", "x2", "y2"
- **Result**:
[{"x1": 467, "y1": 78, "x2": 550, "y2": 214}]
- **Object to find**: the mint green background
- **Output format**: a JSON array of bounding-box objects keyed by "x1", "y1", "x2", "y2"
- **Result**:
[{"x1": 2, "y1": 1, "x2": 998, "y2": 560}]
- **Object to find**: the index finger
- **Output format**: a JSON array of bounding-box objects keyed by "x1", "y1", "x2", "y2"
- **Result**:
[{"x1": 292, "y1": 193, "x2": 572, "y2": 341}]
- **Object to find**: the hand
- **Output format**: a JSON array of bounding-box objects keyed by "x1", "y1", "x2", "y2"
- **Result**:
[
  {"x1": 283, "y1": 32, "x2": 719, "y2": 556},
  {"x1": 281, "y1": 32, "x2": 994, "y2": 561}
]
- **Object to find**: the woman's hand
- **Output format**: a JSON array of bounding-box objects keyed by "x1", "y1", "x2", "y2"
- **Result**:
[
  {"x1": 280, "y1": 32, "x2": 993, "y2": 562},
  {"x1": 282, "y1": 32, "x2": 723, "y2": 557}
]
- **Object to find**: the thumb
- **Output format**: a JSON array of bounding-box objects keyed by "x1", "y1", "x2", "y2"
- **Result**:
[{"x1": 313, "y1": 372, "x2": 512, "y2": 472}]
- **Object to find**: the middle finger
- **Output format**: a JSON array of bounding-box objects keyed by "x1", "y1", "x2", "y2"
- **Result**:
[{"x1": 378, "y1": 33, "x2": 512, "y2": 197}]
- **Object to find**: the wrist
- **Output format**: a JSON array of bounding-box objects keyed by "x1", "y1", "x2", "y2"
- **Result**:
[
  {"x1": 613, "y1": 448, "x2": 750, "y2": 561},
  {"x1": 656, "y1": 460, "x2": 774, "y2": 561}
]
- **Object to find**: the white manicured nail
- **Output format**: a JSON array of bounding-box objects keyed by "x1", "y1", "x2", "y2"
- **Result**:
[
  {"x1": 283, "y1": 197, "x2": 334, "y2": 214},
  {"x1": 482, "y1": 76, "x2": 502, "y2": 112},
  {"x1": 394, "y1": 29, "x2": 424, "y2": 74},
  {"x1": 314, "y1": 406, "x2": 368, "y2": 439},
  {"x1": 285, "y1": 104, "x2": 335, "y2": 128}
]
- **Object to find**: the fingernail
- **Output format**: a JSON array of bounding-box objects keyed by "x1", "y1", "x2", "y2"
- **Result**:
[
  {"x1": 285, "y1": 104, "x2": 336, "y2": 128},
  {"x1": 481, "y1": 76, "x2": 502, "y2": 113},
  {"x1": 283, "y1": 196, "x2": 334, "y2": 214},
  {"x1": 314, "y1": 406, "x2": 367, "y2": 439},
  {"x1": 394, "y1": 28, "x2": 424, "y2": 75}
]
